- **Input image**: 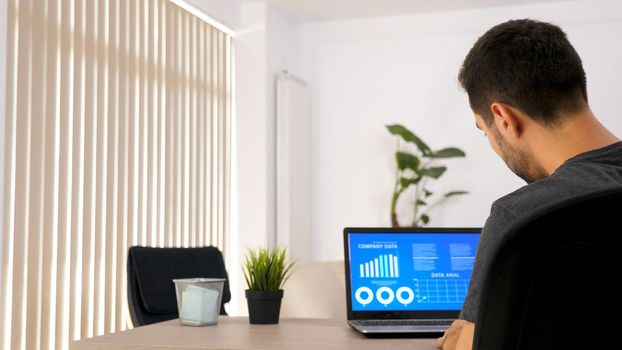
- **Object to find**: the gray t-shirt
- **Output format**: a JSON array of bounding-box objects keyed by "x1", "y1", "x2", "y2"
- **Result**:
[{"x1": 460, "y1": 141, "x2": 622, "y2": 322}]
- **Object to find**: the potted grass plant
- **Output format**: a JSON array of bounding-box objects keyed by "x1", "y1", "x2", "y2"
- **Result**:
[{"x1": 243, "y1": 247, "x2": 295, "y2": 324}]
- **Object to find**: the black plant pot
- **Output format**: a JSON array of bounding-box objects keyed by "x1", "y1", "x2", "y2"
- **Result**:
[{"x1": 245, "y1": 289, "x2": 284, "y2": 324}]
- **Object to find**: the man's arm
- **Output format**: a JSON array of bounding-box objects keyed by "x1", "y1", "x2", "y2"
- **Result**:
[
  {"x1": 439, "y1": 206, "x2": 514, "y2": 349},
  {"x1": 437, "y1": 319, "x2": 474, "y2": 350}
]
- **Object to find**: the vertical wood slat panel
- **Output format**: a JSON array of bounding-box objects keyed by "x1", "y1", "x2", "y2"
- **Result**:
[
  {"x1": 41, "y1": 0, "x2": 61, "y2": 348},
  {"x1": 153, "y1": 0, "x2": 159, "y2": 247},
  {"x1": 55, "y1": 0, "x2": 75, "y2": 347},
  {"x1": 146, "y1": 0, "x2": 155, "y2": 247},
  {"x1": 200, "y1": 21, "x2": 206, "y2": 247},
  {"x1": 1, "y1": 1, "x2": 232, "y2": 348},
  {"x1": 178, "y1": 10, "x2": 184, "y2": 247},
  {"x1": 194, "y1": 16, "x2": 201, "y2": 247},
  {"x1": 218, "y1": 31, "x2": 223, "y2": 251},
  {"x1": 215, "y1": 31, "x2": 221, "y2": 249},
  {"x1": 168, "y1": 0, "x2": 175, "y2": 248},
  {"x1": 223, "y1": 34, "x2": 231, "y2": 261},
  {"x1": 206, "y1": 26, "x2": 213, "y2": 246},
  {"x1": 88, "y1": 3, "x2": 98, "y2": 331},
  {"x1": 124, "y1": 0, "x2": 133, "y2": 329},
  {"x1": 222, "y1": 32, "x2": 228, "y2": 251},
  {"x1": 81, "y1": 0, "x2": 96, "y2": 338},
  {"x1": 180, "y1": 10, "x2": 187, "y2": 248},
  {"x1": 115, "y1": 0, "x2": 128, "y2": 332},
  {"x1": 1, "y1": 0, "x2": 18, "y2": 347},
  {"x1": 220, "y1": 30, "x2": 224, "y2": 248},
  {"x1": 94, "y1": 0, "x2": 108, "y2": 337},
  {"x1": 184, "y1": 11, "x2": 190, "y2": 248},
  {"x1": 137, "y1": 0, "x2": 147, "y2": 248},
  {"x1": 223, "y1": 33, "x2": 230, "y2": 254},
  {"x1": 182, "y1": 7, "x2": 188, "y2": 247},
  {"x1": 216, "y1": 29, "x2": 222, "y2": 248},
  {"x1": 189, "y1": 15, "x2": 197, "y2": 248},
  {"x1": 197, "y1": 19, "x2": 203, "y2": 247},
  {"x1": 221, "y1": 32, "x2": 228, "y2": 251},
  {"x1": 185, "y1": 12, "x2": 191, "y2": 248},
  {"x1": 104, "y1": 0, "x2": 119, "y2": 335},
  {"x1": 69, "y1": 0, "x2": 85, "y2": 342},
  {"x1": 197, "y1": 21, "x2": 205, "y2": 247},
  {"x1": 173, "y1": 7, "x2": 185, "y2": 247},
  {"x1": 214, "y1": 32, "x2": 225, "y2": 246},
  {"x1": 157, "y1": 0, "x2": 170, "y2": 247},
  {"x1": 210, "y1": 27, "x2": 217, "y2": 247},
  {"x1": 221, "y1": 33, "x2": 227, "y2": 258},
  {"x1": 11, "y1": 0, "x2": 33, "y2": 349},
  {"x1": 151, "y1": 0, "x2": 157, "y2": 247},
  {"x1": 154, "y1": 0, "x2": 161, "y2": 247},
  {"x1": 174, "y1": 1, "x2": 180, "y2": 248},
  {"x1": 34, "y1": 0, "x2": 52, "y2": 347},
  {"x1": 27, "y1": 0, "x2": 45, "y2": 346},
  {"x1": 127, "y1": 0, "x2": 138, "y2": 311},
  {"x1": 165, "y1": 0, "x2": 174, "y2": 248}
]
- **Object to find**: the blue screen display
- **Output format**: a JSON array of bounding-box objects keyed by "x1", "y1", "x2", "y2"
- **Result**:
[{"x1": 348, "y1": 232, "x2": 479, "y2": 311}]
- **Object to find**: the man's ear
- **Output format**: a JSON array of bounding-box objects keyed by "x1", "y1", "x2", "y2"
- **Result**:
[{"x1": 490, "y1": 102, "x2": 523, "y2": 139}]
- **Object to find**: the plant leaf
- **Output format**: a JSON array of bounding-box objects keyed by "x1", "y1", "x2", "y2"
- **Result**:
[
  {"x1": 420, "y1": 214, "x2": 430, "y2": 225},
  {"x1": 395, "y1": 151, "x2": 420, "y2": 171},
  {"x1": 242, "y1": 246, "x2": 296, "y2": 291},
  {"x1": 400, "y1": 177, "x2": 420, "y2": 188},
  {"x1": 424, "y1": 190, "x2": 433, "y2": 198},
  {"x1": 430, "y1": 147, "x2": 466, "y2": 158},
  {"x1": 386, "y1": 124, "x2": 432, "y2": 156},
  {"x1": 416, "y1": 199, "x2": 427, "y2": 206},
  {"x1": 445, "y1": 190, "x2": 469, "y2": 197},
  {"x1": 419, "y1": 166, "x2": 447, "y2": 179}
]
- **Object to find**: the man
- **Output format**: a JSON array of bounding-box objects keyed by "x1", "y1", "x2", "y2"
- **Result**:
[{"x1": 437, "y1": 19, "x2": 622, "y2": 350}]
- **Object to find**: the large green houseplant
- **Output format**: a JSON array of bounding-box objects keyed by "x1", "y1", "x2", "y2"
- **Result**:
[
  {"x1": 243, "y1": 247, "x2": 295, "y2": 324},
  {"x1": 387, "y1": 124, "x2": 468, "y2": 227}
]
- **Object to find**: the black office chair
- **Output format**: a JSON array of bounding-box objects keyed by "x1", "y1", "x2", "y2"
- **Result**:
[
  {"x1": 473, "y1": 188, "x2": 622, "y2": 350},
  {"x1": 127, "y1": 246, "x2": 231, "y2": 327}
]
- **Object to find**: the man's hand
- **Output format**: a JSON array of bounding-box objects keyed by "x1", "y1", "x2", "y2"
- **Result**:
[{"x1": 437, "y1": 319, "x2": 475, "y2": 350}]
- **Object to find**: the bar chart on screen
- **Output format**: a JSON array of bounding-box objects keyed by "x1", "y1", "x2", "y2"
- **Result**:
[{"x1": 359, "y1": 253, "x2": 399, "y2": 278}]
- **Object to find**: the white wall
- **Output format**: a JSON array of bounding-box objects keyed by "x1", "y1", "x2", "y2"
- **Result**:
[
  {"x1": 232, "y1": 1, "x2": 299, "y2": 314},
  {"x1": 234, "y1": 2, "x2": 299, "y2": 249},
  {"x1": 186, "y1": 0, "x2": 240, "y2": 29},
  {"x1": 299, "y1": 0, "x2": 622, "y2": 261}
]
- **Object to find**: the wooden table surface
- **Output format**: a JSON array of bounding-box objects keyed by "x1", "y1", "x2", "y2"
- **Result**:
[{"x1": 70, "y1": 317, "x2": 439, "y2": 350}]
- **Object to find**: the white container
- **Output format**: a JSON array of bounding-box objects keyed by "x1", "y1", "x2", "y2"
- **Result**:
[{"x1": 173, "y1": 278, "x2": 225, "y2": 326}]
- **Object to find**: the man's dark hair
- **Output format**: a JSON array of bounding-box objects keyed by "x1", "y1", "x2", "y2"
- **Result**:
[{"x1": 458, "y1": 19, "x2": 587, "y2": 126}]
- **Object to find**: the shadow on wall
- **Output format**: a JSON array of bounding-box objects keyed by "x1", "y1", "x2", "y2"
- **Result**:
[{"x1": 280, "y1": 261, "x2": 346, "y2": 321}]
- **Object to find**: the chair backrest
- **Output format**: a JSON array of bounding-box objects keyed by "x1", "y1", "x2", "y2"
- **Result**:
[
  {"x1": 473, "y1": 188, "x2": 622, "y2": 350},
  {"x1": 127, "y1": 246, "x2": 231, "y2": 327}
]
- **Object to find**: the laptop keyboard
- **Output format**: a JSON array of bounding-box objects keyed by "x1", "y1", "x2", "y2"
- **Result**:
[{"x1": 359, "y1": 319, "x2": 453, "y2": 327}]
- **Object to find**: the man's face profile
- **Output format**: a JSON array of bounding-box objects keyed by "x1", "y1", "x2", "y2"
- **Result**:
[{"x1": 475, "y1": 114, "x2": 547, "y2": 184}]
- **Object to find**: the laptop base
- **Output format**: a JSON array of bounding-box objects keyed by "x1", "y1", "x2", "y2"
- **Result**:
[
  {"x1": 357, "y1": 331, "x2": 445, "y2": 339},
  {"x1": 348, "y1": 320, "x2": 450, "y2": 336}
]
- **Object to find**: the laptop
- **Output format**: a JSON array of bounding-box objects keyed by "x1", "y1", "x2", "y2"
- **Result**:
[{"x1": 343, "y1": 227, "x2": 481, "y2": 335}]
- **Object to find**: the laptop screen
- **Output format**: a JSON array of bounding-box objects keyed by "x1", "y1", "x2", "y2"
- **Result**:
[{"x1": 344, "y1": 228, "x2": 480, "y2": 318}]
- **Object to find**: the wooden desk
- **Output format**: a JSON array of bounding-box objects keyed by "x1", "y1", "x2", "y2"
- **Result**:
[{"x1": 70, "y1": 317, "x2": 438, "y2": 350}]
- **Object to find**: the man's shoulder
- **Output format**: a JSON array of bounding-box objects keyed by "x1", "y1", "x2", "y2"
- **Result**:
[
  {"x1": 493, "y1": 148, "x2": 622, "y2": 217},
  {"x1": 490, "y1": 178, "x2": 559, "y2": 219}
]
